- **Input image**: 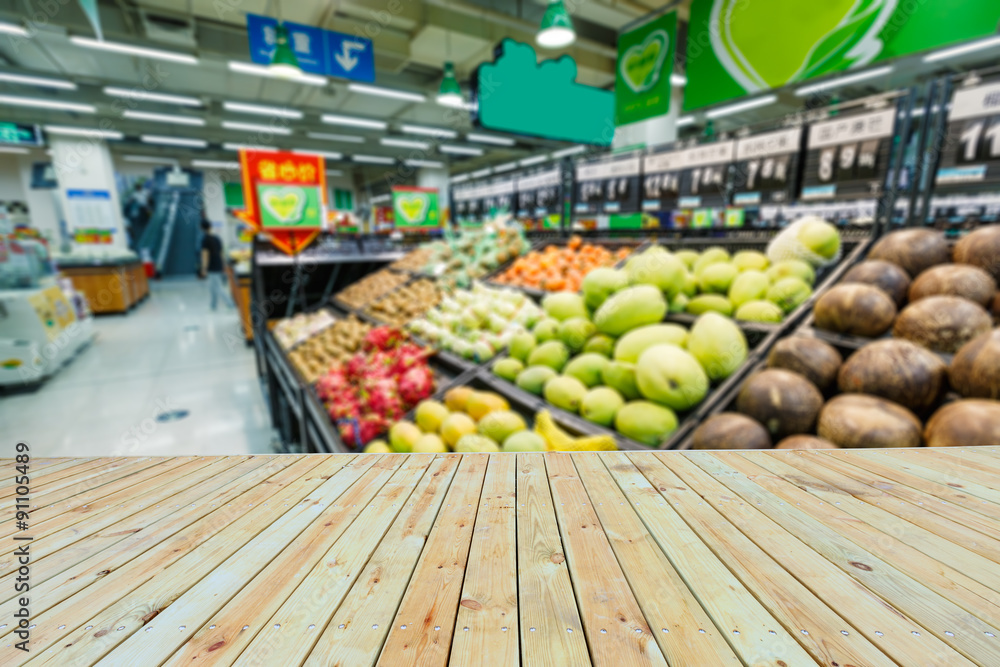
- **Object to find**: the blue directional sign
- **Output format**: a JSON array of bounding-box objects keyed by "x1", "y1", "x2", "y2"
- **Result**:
[{"x1": 246, "y1": 13, "x2": 374, "y2": 83}]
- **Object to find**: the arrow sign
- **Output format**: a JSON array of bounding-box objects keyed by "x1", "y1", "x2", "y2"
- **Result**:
[
  {"x1": 327, "y1": 33, "x2": 374, "y2": 81},
  {"x1": 246, "y1": 14, "x2": 374, "y2": 83},
  {"x1": 334, "y1": 40, "x2": 367, "y2": 71}
]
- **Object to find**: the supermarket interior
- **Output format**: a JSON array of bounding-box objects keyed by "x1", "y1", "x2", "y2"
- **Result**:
[{"x1": 2, "y1": 0, "x2": 1000, "y2": 459}]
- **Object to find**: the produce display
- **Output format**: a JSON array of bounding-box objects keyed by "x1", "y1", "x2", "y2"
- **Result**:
[
  {"x1": 492, "y1": 236, "x2": 633, "y2": 292},
  {"x1": 286, "y1": 316, "x2": 372, "y2": 384},
  {"x1": 335, "y1": 269, "x2": 409, "y2": 309},
  {"x1": 364, "y1": 278, "x2": 442, "y2": 327},
  {"x1": 389, "y1": 247, "x2": 434, "y2": 272},
  {"x1": 420, "y1": 226, "x2": 529, "y2": 290},
  {"x1": 272, "y1": 310, "x2": 337, "y2": 350},
  {"x1": 315, "y1": 326, "x2": 436, "y2": 448},
  {"x1": 407, "y1": 284, "x2": 543, "y2": 362}
]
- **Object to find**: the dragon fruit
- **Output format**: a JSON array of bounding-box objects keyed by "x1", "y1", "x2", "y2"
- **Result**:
[
  {"x1": 398, "y1": 365, "x2": 435, "y2": 405},
  {"x1": 362, "y1": 326, "x2": 405, "y2": 352}
]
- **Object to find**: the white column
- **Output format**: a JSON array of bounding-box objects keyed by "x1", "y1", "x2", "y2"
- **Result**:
[
  {"x1": 417, "y1": 167, "x2": 450, "y2": 221},
  {"x1": 50, "y1": 136, "x2": 128, "y2": 249},
  {"x1": 612, "y1": 85, "x2": 684, "y2": 150}
]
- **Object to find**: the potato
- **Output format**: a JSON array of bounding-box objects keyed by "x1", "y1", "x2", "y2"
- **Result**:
[
  {"x1": 949, "y1": 328, "x2": 1000, "y2": 399},
  {"x1": 840, "y1": 260, "x2": 911, "y2": 307},
  {"x1": 837, "y1": 339, "x2": 947, "y2": 411},
  {"x1": 814, "y1": 284, "x2": 897, "y2": 338},
  {"x1": 953, "y1": 225, "x2": 1000, "y2": 283},
  {"x1": 691, "y1": 413, "x2": 772, "y2": 450},
  {"x1": 736, "y1": 369, "x2": 824, "y2": 440},
  {"x1": 767, "y1": 336, "x2": 842, "y2": 393},
  {"x1": 893, "y1": 296, "x2": 991, "y2": 353},
  {"x1": 868, "y1": 228, "x2": 950, "y2": 277},
  {"x1": 924, "y1": 400, "x2": 1000, "y2": 446},
  {"x1": 775, "y1": 435, "x2": 839, "y2": 450},
  {"x1": 908, "y1": 264, "x2": 996, "y2": 306},
  {"x1": 818, "y1": 394, "x2": 922, "y2": 448}
]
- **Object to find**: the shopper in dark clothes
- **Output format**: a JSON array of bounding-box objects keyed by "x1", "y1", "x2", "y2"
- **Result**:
[{"x1": 200, "y1": 219, "x2": 233, "y2": 310}]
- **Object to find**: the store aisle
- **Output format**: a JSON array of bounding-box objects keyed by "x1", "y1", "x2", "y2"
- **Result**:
[{"x1": 0, "y1": 277, "x2": 277, "y2": 457}]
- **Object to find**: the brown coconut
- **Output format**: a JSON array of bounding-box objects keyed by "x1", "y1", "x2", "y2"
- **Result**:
[
  {"x1": 908, "y1": 264, "x2": 996, "y2": 307},
  {"x1": 736, "y1": 369, "x2": 824, "y2": 440},
  {"x1": 818, "y1": 394, "x2": 922, "y2": 448},
  {"x1": 813, "y1": 284, "x2": 897, "y2": 338},
  {"x1": 840, "y1": 260, "x2": 912, "y2": 307},
  {"x1": 691, "y1": 413, "x2": 772, "y2": 450},
  {"x1": 775, "y1": 435, "x2": 840, "y2": 450},
  {"x1": 949, "y1": 328, "x2": 1000, "y2": 399},
  {"x1": 924, "y1": 400, "x2": 1000, "y2": 446},
  {"x1": 766, "y1": 336, "x2": 843, "y2": 393},
  {"x1": 868, "y1": 228, "x2": 950, "y2": 277},
  {"x1": 837, "y1": 339, "x2": 947, "y2": 411},
  {"x1": 953, "y1": 225, "x2": 1000, "y2": 283},
  {"x1": 892, "y1": 296, "x2": 992, "y2": 354}
]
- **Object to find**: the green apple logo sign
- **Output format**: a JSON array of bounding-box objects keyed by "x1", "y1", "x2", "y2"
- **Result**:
[
  {"x1": 398, "y1": 194, "x2": 428, "y2": 224},
  {"x1": 710, "y1": 0, "x2": 898, "y2": 92},
  {"x1": 621, "y1": 29, "x2": 669, "y2": 93}
]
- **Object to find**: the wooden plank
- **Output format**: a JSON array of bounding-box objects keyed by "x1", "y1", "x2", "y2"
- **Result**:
[
  {"x1": 779, "y1": 451, "x2": 1000, "y2": 564},
  {"x1": 373, "y1": 454, "x2": 489, "y2": 667},
  {"x1": 649, "y1": 452, "x2": 973, "y2": 667},
  {"x1": 894, "y1": 448, "x2": 1000, "y2": 482},
  {"x1": 852, "y1": 449, "x2": 1000, "y2": 508},
  {"x1": 0, "y1": 458, "x2": 127, "y2": 505},
  {"x1": 293, "y1": 454, "x2": 461, "y2": 667},
  {"x1": 22, "y1": 455, "x2": 378, "y2": 667},
  {"x1": 9, "y1": 458, "x2": 167, "y2": 515},
  {"x1": 574, "y1": 454, "x2": 741, "y2": 666},
  {"x1": 883, "y1": 449, "x2": 1000, "y2": 490},
  {"x1": 545, "y1": 453, "x2": 668, "y2": 667},
  {"x1": 449, "y1": 454, "x2": 519, "y2": 666},
  {"x1": 514, "y1": 453, "x2": 590, "y2": 667},
  {"x1": 685, "y1": 451, "x2": 1000, "y2": 664},
  {"x1": 104, "y1": 455, "x2": 429, "y2": 667}
]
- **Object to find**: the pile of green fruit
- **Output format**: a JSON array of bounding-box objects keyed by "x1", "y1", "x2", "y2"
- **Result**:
[
  {"x1": 492, "y1": 285, "x2": 748, "y2": 448},
  {"x1": 419, "y1": 226, "x2": 529, "y2": 291}
]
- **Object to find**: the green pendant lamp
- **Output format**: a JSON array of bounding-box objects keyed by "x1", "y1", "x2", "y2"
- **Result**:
[
  {"x1": 537, "y1": 0, "x2": 575, "y2": 49},
  {"x1": 269, "y1": 23, "x2": 302, "y2": 78},
  {"x1": 437, "y1": 62, "x2": 464, "y2": 108}
]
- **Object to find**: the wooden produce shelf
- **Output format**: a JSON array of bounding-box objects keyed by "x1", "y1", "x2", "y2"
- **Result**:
[
  {"x1": 6, "y1": 448, "x2": 1000, "y2": 665},
  {"x1": 60, "y1": 261, "x2": 148, "y2": 315},
  {"x1": 226, "y1": 262, "x2": 253, "y2": 342}
]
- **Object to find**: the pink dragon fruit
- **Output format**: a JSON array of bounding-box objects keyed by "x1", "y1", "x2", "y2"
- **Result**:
[
  {"x1": 391, "y1": 343, "x2": 430, "y2": 375},
  {"x1": 316, "y1": 367, "x2": 349, "y2": 401},
  {"x1": 398, "y1": 365, "x2": 435, "y2": 405},
  {"x1": 365, "y1": 378, "x2": 404, "y2": 419},
  {"x1": 358, "y1": 413, "x2": 389, "y2": 444},
  {"x1": 362, "y1": 326, "x2": 405, "y2": 352}
]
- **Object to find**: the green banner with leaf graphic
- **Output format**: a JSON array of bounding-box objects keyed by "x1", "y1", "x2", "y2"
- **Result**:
[
  {"x1": 616, "y1": 12, "x2": 677, "y2": 126},
  {"x1": 684, "y1": 0, "x2": 1000, "y2": 111},
  {"x1": 256, "y1": 184, "x2": 323, "y2": 229},
  {"x1": 392, "y1": 187, "x2": 440, "y2": 231}
]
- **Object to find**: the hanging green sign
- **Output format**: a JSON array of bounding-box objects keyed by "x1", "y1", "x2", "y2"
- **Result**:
[
  {"x1": 256, "y1": 184, "x2": 323, "y2": 229},
  {"x1": 684, "y1": 0, "x2": 1000, "y2": 111},
  {"x1": 615, "y1": 12, "x2": 677, "y2": 126},
  {"x1": 392, "y1": 187, "x2": 440, "y2": 231}
]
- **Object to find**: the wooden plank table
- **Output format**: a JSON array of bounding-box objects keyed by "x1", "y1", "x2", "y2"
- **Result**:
[{"x1": 4, "y1": 449, "x2": 1000, "y2": 666}]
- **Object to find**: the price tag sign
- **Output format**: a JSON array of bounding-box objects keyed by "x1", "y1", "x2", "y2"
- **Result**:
[
  {"x1": 676, "y1": 140, "x2": 734, "y2": 207},
  {"x1": 575, "y1": 156, "x2": 641, "y2": 215},
  {"x1": 732, "y1": 127, "x2": 802, "y2": 206},
  {"x1": 936, "y1": 81, "x2": 1000, "y2": 190},
  {"x1": 483, "y1": 179, "x2": 515, "y2": 216},
  {"x1": 802, "y1": 108, "x2": 895, "y2": 200},
  {"x1": 641, "y1": 150, "x2": 683, "y2": 211},
  {"x1": 516, "y1": 168, "x2": 561, "y2": 217}
]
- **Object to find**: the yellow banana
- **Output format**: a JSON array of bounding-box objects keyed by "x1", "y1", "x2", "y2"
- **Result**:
[{"x1": 534, "y1": 410, "x2": 618, "y2": 452}]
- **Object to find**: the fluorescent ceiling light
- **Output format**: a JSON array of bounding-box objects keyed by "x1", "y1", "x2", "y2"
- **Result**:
[
  {"x1": 0, "y1": 147, "x2": 29, "y2": 154},
  {"x1": 45, "y1": 125, "x2": 123, "y2": 139},
  {"x1": 222, "y1": 120, "x2": 292, "y2": 135},
  {"x1": 380, "y1": 137, "x2": 430, "y2": 150},
  {"x1": 0, "y1": 72, "x2": 76, "y2": 90},
  {"x1": 405, "y1": 159, "x2": 444, "y2": 168},
  {"x1": 466, "y1": 133, "x2": 515, "y2": 146},
  {"x1": 103, "y1": 87, "x2": 201, "y2": 107},
  {"x1": 493, "y1": 161, "x2": 518, "y2": 173},
  {"x1": 227, "y1": 61, "x2": 326, "y2": 86},
  {"x1": 307, "y1": 132, "x2": 364, "y2": 144},
  {"x1": 451, "y1": 173, "x2": 470, "y2": 183},
  {"x1": 551, "y1": 144, "x2": 587, "y2": 158},
  {"x1": 471, "y1": 168, "x2": 492, "y2": 178},
  {"x1": 294, "y1": 149, "x2": 343, "y2": 160},
  {"x1": 676, "y1": 115, "x2": 696, "y2": 127},
  {"x1": 348, "y1": 83, "x2": 426, "y2": 103},
  {"x1": 353, "y1": 154, "x2": 395, "y2": 164},
  {"x1": 321, "y1": 114, "x2": 387, "y2": 130},
  {"x1": 122, "y1": 155, "x2": 177, "y2": 164},
  {"x1": 71, "y1": 36, "x2": 197, "y2": 65},
  {"x1": 123, "y1": 110, "x2": 205, "y2": 126},
  {"x1": 670, "y1": 73, "x2": 687, "y2": 86},
  {"x1": 923, "y1": 35, "x2": 1000, "y2": 62},
  {"x1": 794, "y1": 67, "x2": 893, "y2": 96},
  {"x1": 705, "y1": 94, "x2": 777, "y2": 118},
  {"x1": 440, "y1": 144, "x2": 483, "y2": 156},
  {"x1": 223, "y1": 142, "x2": 270, "y2": 151},
  {"x1": 0, "y1": 22, "x2": 27, "y2": 37},
  {"x1": 326, "y1": 169, "x2": 343, "y2": 176},
  {"x1": 0, "y1": 95, "x2": 94, "y2": 113},
  {"x1": 141, "y1": 135, "x2": 207, "y2": 148},
  {"x1": 191, "y1": 159, "x2": 240, "y2": 169},
  {"x1": 519, "y1": 155, "x2": 549, "y2": 166},
  {"x1": 223, "y1": 101, "x2": 303, "y2": 119},
  {"x1": 370, "y1": 194, "x2": 391, "y2": 203},
  {"x1": 401, "y1": 124, "x2": 457, "y2": 139}
]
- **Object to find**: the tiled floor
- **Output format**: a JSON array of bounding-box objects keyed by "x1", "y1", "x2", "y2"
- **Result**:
[{"x1": 0, "y1": 277, "x2": 277, "y2": 457}]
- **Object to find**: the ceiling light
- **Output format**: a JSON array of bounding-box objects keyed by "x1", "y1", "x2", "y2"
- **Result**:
[
  {"x1": 321, "y1": 114, "x2": 387, "y2": 130},
  {"x1": 440, "y1": 144, "x2": 483, "y2": 156},
  {"x1": 45, "y1": 125, "x2": 122, "y2": 139},
  {"x1": 794, "y1": 67, "x2": 893, "y2": 96},
  {"x1": 467, "y1": 133, "x2": 515, "y2": 146},
  {"x1": 370, "y1": 193, "x2": 391, "y2": 203},
  {"x1": 122, "y1": 155, "x2": 178, "y2": 164},
  {"x1": 436, "y1": 62, "x2": 464, "y2": 108},
  {"x1": 519, "y1": 155, "x2": 549, "y2": 166},
  {"x1": 223, "y1": 142, "x2": 271, "y2": 151},
  {"x1": 551, "y1": 144, "x2": 587, "y2": 158},
  {"x1": 294, "y1": 149, "x2": 343, "y2": 160},
  {"x1": 191, "y1": 159, "x2": 240, "y2": 169},
  {"x1": 670, "y1": 74, "x2": 687, "y2": 86},
  {"x1": 223, "y1": 101, "x2": 303, "y2": 119},
  {"x1": 676, "y1": 115, "x2": 696, "y2": 127},
  {"x1": 451, "y1": 173, "x2": 470, "y2": 183},
  {"x1": 268, "y1": 24, "x2": 302, "y2": 79},
  {"x1": 401, "y1": 124, "x2": 457, "y2": 139},
  {"x1": 923, "y1": 35, "x2": 1000, "y2": 62},
  {"x1": 353, "y1": 155, "x2": 395, "y2": 164},
  {"x1": 70, "y1": 36, "x2": 198, "y2": 65},
  {"x1": 0, "y1": 147, "x2": 29, "y2": 154},
  {"x1": 493, "y1": 161, "x2": 518, "y2": 173},
  {"x1": 405, "y1": 159, "x2": 444, "y2": 168},
  {"x1": 141, "y1": 135, "x2": 207, "y2": 148},
  {"x1": 380, "y1": 137, "x2": 430, "y2": 150},
  {"x1": 307, "y1": 132, "x2": 364, "y2": 144},
  {"x1": 123, "y1": 110, "x2": 205, "y2": 126},
  {"x1": 103, "y1": 87, "x2": 201, "y2": 107},
  {"x1": 326, "y1": 169, "x2": 343, "y2": 176},
  {"x1": 705, "y1": 94, "x2": 777, "y2": 118},
  {"x1": 472, "y1": 168, "x2": 492, "y2": 178},
  {"x1": 0, "y1": 22, "x2": 27, "y2": 37},
  {"x1": 0, "y1": 72, "x2": 76, "y2": 90},
  {"x1": 222, "y1": 121, "x2": 292, "y2": 135},
  {"x1": 0, "y1": 95, "x2": 94, "y2": 113},
  {"x1": 228, "y1": 61, "x2": 327, "y2": 86},
  {"x1": 537, "y1": 0, "x2": 576, "y2": 49},
  {"x1": 349, "y1": 83, "x2": 426, "y2": 103}
]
